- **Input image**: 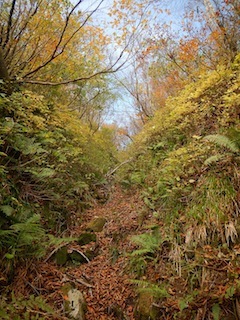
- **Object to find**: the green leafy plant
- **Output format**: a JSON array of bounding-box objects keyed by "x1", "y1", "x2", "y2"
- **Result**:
[
  {"x1": 0, "y1": 214, "x2": 46, "y2": 258},
  {"x1": 131, "y1": 279, "x2": 170, "y2": 299},
  {"x1": 128, "y1": 231, "x2": 162, "y2": 277},
  {"x1": 0, "y1": 293, "x2": 60, "y2": 320},
  {"x1": 130, "y1": 232, "x2": 161, "y2": 256},
  {"x1": 121, "y1": 55, "x2": 240, "y2": 319},
  {"x1": 204, "y1": 134, "x2": 239, "y2": 153},
  {"x1": 204, "y1": 133, "x2": 239, "y2": 165},
  {"x1": 212, "y1": 303, "x2": 221, "y2": 320}
]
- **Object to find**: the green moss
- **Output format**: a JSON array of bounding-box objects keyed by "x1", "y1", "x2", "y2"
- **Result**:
[
  {"x1": 77, "y1": 233, "x2": 97, "y2": 245},
  {"x1": 55, "y1": 246, "x2": 68, "y2": 266},
  {"x1": 135, "y1": 291, "x2": 159, "y2": 320},
  {"x1": 85, "y1": 217, "x2": 107, "y2": 232}
]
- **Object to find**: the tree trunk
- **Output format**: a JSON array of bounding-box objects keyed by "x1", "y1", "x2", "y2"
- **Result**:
[{"x1": 0, "y1": 47, "x2": 12, "y2": 95}]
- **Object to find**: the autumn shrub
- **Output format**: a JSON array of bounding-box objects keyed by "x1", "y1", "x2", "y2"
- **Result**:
[
  {"x1": 122, "y1": 54, "x2": 240, "y2": 318},
  {"x1": 1, "y1": 90, "x2": 116, "y2": 208},
  {"x1": 0, "y1": 89, "x2": 118, "y2": 282}
]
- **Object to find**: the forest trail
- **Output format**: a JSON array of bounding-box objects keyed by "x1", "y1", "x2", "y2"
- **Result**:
[
  {"x1": 71, "y1": 185, "x2": 144, "y2": 320},
  {"x1": 13, "y1": 186, "x2": 146, "y2": 320}
]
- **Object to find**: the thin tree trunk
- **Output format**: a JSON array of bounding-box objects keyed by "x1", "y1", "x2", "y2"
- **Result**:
[{"x1": 0, "y1": 47, "x2": 12, "y2": 95}]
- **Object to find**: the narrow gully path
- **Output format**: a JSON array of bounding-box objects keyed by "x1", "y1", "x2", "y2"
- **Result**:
[
  {"x1": 71, "y1": 185, "x2": 143, "y2": 320},
  {"x1": 13, "y1": 185, "x2": 145, "y2": 320}
]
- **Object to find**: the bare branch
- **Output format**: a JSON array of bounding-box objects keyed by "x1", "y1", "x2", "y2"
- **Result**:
[
  {"x1": 18, "y1": 38, "x2": 130, "y2": 86},
  {"x1": 105, "y1": 158, "x2": 133, "y2": 178},
  {"x1": 20, "y1": 67, "x2": 121, "y2": 86},
  {"x1": 3, "y1": 0, "x2": 16, "y2": 48},
  {"x1": 14, "y1": 2, "x2": 40, "y2": 41},
  {"x1": 4, "y1": 1, "x2": 42, "y2": 68},
  {"x1": 0, "y1": 46, "x2": 12, "y2": 94}
]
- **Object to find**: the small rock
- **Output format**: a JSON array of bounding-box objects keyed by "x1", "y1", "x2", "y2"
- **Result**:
[
  {"x1": 62, "y1": 283, "x2": 87, "y2": 320},
  {"x1": 69, "y1": 251, "x2": 89, "y2": 263},
  {"x1": 134, "y1": 291, "x2": 158, "y2": 320},
  {"x1": 68, "y1": 288, "x2": 87, "y2": 320}
]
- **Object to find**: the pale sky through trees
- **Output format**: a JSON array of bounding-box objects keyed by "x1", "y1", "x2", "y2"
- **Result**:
[{"x1": 71, "y1": 0, "x2": 192, "y2": 126}]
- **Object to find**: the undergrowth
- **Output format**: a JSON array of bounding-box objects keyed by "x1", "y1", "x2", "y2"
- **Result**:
[
  {"x1": 0, "y1": 293, "x2": 63, "y2": 320},
  {"x1": 123, "y1": 54, "x2": 240, "y2": 319}
]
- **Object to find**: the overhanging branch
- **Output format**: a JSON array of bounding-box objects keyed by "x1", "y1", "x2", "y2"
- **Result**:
[
  {"x1": 17, "y1": 34, "x2": 130, "y2": 86},
  {"x1": 18, "y1": 64, "x2": 124, "y2": 86},
  {"x1": 22, "y1": 0, "x2": 104, "y2": 80}
]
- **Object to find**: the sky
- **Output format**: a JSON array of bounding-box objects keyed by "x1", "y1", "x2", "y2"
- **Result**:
[{"x1": 72, "y1": 0, "x2": 190, "y2": 126}]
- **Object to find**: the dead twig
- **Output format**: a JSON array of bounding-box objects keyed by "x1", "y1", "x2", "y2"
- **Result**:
[
  {"x1": 26, "y1": 281, "x2": 40, "y2": 295},
  {"x1": 69, "y1": 248, "x2": 90, "y2": 263},
  {"x1": 44, "y1": 243, "x2": 68, "y2": 263},
  {"x1": 106, "y1": 159, "x2": 133, "y2": 178},
  {"x1": 66, "y1": 272, "x2": 94, "y2": 288}
]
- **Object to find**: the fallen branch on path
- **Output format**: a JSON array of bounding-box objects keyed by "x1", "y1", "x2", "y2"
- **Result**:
[
  {"x1": 106, "y1": 158, "x2": 133, "y2": 178},
  {"x1": 66, "y1": 272, "x2": 94, "y2": 288}
]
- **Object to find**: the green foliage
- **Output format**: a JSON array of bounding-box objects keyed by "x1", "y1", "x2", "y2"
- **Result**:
[
  {"x1": 123, "y1": 55, "x2": 240, "y2": 227},
  {"x1": 204, "y1": 154, "x2": 225, "y2": 166},
  {"x1": 204, "y1": 133, "x2": 240, "y2": 166},
  {"x1": 130, "y1": 233, "x2": 161, "y2": 256},
  {"x1": 129, "y1": 256, "x2": 147, "y2": 277},
  {"x1": 129, "y1": 230, "x2": 162, "y2": 277},
  {"x1": 0, "y1": 293, "x2": 59, "y2": 320},
  {"x1": 0, "y1": 215, "x2": 76, "y2": 281},
  {"x1": 212, "y1": 304, "x2": 221, "y2": 320},
  {"x1": 225, "y1": 286, "x2": 236, "y2": 299},
  {"x1": 132, "y1": 280, "x2": 169, "y2": 299},
  {"x1": 178, "y1": 291, "x2": 199, "y2": 312},
  {"x1": 204, "y1": 134, "x2": 239, "y2": 153},
  {"x1": 3, "y1": 215, "x2": 46, "y2": 259},
  {"x1": 0, "y1": 88, "x2": 118, "y2": 284},
  {"x1": 121, "y1": 55, "x2": 240, "y2": 318},
  {"x1": 0, "y1": 90, "x2": 117, "y2": 228}
]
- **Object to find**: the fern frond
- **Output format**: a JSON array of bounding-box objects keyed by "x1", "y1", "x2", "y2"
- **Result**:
[
  {"x1": 131, "y1": 279, "x2": 169, "y2": 298},
  {"x1": 11, "y1": 214, "x2": 45, "y2": 237},
  {"x1": 0, "y1": 293, "x2": 58, "y2": 319},
  {"x1": 48, "y1": 234, "x2": 76, "y2": 246},
  {"x1": 204, "y1": 134, "x2": 239, "y2": 153},
  {"x1": 131, "y1": 233, "x2": 160, "y2": 253},
  {"x1": 204, "y1": 154, "x2": 224, "y2": 165},
  {"x1": 10, "y1": 214, "x2": 47, "y2": 258},
  {"x1": 0, "y1": 229, "x2": 16, "y2": 246}
]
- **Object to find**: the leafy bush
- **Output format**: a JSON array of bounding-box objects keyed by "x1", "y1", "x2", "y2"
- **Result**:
[
  {"x1": 0, "y1": 90, "x2": 117, "y2": 228},
  {"x1": 0, "y1": 89, "x2": 118, "y2": 284}
]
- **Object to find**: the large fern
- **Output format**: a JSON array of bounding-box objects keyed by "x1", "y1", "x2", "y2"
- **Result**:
[
  {"x1": 204, "y1": 154, "x2": 225, "y2": 165},
  {"x1": 130, "y1": 233, "x2": 161, "y2": 256},
  {"x1": 204, "y1": 134, "x2": 239, "y2": 153},
  {"x1": 0, "y1": 214, "x2": 47, "y2": 261},
  {"x1": 204, "y1": 134, "x2": 239, "y2": 166}
]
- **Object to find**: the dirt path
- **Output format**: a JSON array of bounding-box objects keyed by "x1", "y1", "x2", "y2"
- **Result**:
[
  {"x1": 14, "y1": 186, "x2": 145, "y2": 319},
  {"x1": 71, "y1": 185, "x2": 143, "y2": 320}
]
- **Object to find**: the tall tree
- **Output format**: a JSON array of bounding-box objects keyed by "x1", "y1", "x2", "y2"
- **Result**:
[{"x1": 0, "y1": 0, "x2": 128, "y2": 94}]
